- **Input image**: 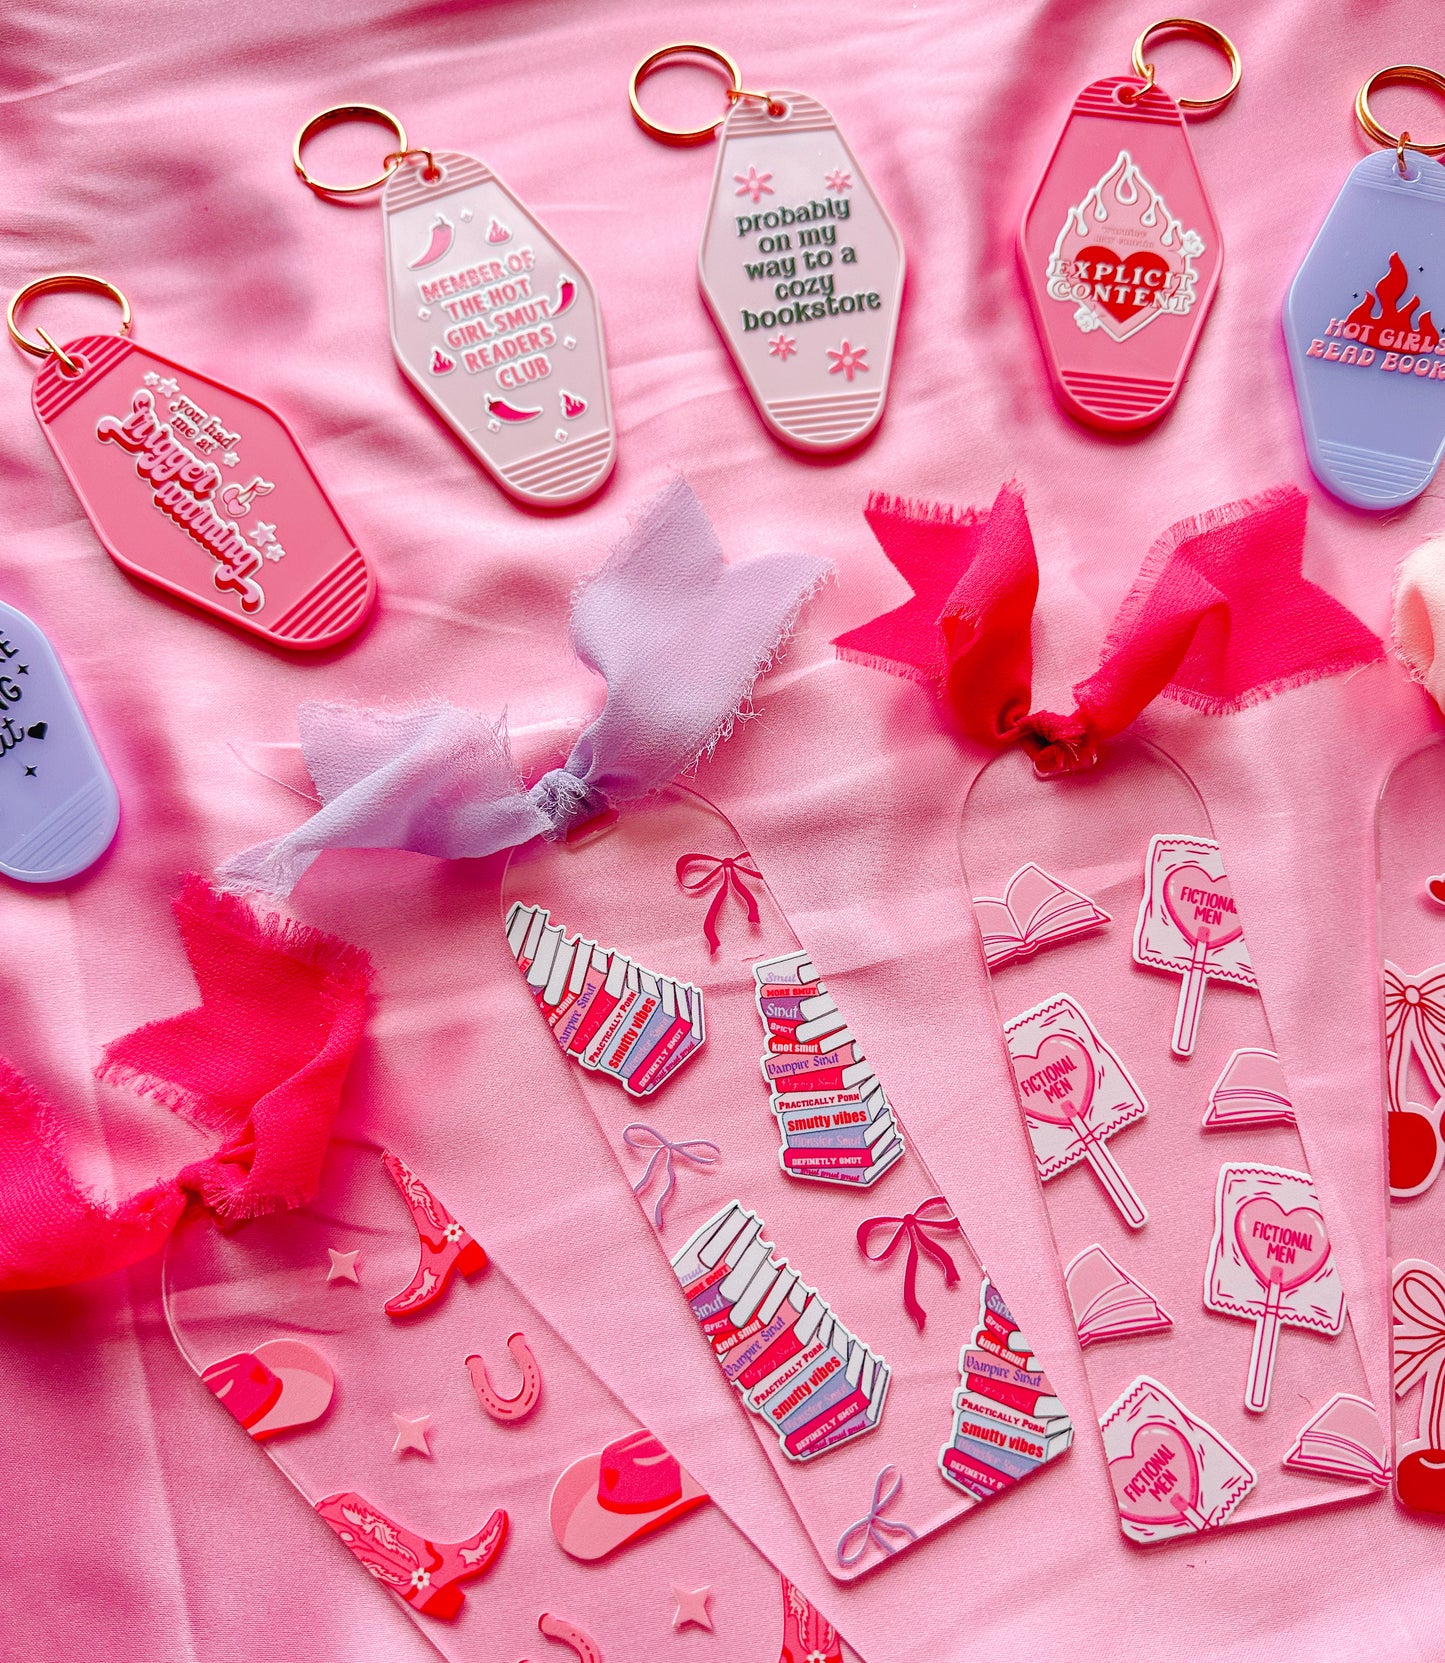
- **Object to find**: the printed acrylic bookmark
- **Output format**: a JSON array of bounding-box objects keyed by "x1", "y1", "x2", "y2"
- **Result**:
[
  {"x1": 833, "y1": 476, "x2": 1387, "y2": 1543},
  {"x1": 1375, "y1": 736, "x2": 1445, "y2": 1511},
  {"x1": 295, "y1": 104, "x2": 614, "y2": 506},
  {"x1": 9, "y1": 274, "x2": 374, "y2": 651},
  {"x1": 164, "y1": 1136, "x2": 862, "y2": 1661},
  {"x1": 501, "y1": 781, "x2": 1072, "y2": 1579}
]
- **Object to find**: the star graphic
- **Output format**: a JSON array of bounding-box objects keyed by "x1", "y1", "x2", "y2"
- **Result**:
[
  {"x1": 826, "y1": 340, "x2": 869, "y2": 382},
  {"x1": 263, "y1": 542, "x2": 287, "y2": 562},
  {"x1": 326, "y1": 1247, "x2": 361, "y2": 1283},
  {"x1": 248, "y1": 521, "x2": 277, "y2": 549},
  {"x1": 16, "y1": 664, "x2": 27, "y2": 675},
  {"x1": 563, "y1": 335, "x2": 577, "y2": 350},
  {"x1": 392, "y1": 1413, "x2": 433, "y2": 1457},
  {"x1": 555, "y1": 427, "x2": 568, "y2": 443},
  {"x1": 672, "y1": 1586, "x2": 713, "y2": 1632},
  {"x1": 143, "y1": 371, "x2": 160, "y2": 386},
  {"x1": 768, "y1": 332, "x2": 798, "y2": 361},
  {"x1": 418, "y1": 307, "x2": 431, "y2": 321},
  {"x1": 487, "y1": 418, "x2": 502, "y2": 433},
  {"x1": 23, "y1": 766, "x2": 35, "y2": 777},
  {"x1": 825, "y1": 169, "x2": 852, "y2": 193},
  {"x1": 156, "y1": 376, "x2": 179, "y2": 397},
  {"x1": 221, "y1": 450, "x2": 240, "y2": 468},
  {"x1": 733, "y1": 165, "x2": 774, "y2": 204},
  {"x1": 459, "y1": 207, "x2": 473, "y2": 222}
]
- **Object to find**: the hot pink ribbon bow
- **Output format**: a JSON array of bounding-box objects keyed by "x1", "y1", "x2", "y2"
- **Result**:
[
  {"x1": 857, "y1": 1196, "x2": 962, "y2": 1332},
  {"x1": 675, "y1": 851, "x2": 763, "y2": 953},
  {"x1": 834, "y1": 481, "x2": 1382, "y2": 775}
]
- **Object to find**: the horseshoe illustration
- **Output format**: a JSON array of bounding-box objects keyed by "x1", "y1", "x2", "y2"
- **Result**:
[
  {"x1": 529, "y1": 1612, "x2": 604, "y2": 1663},
  {"x1": 465, "y1": 1332, "x2": 542, "y2": 1423}
]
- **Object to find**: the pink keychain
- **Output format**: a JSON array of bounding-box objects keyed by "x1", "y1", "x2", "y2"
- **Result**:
[
  {"x1": 8, "y1": 274, "x2": 374, "y2": 652},
  {"x1": 629, "y1": 44, "x2": 905, "y2": 453},
  {"x1": 294, "y1": 104, "x2": 615, "y2": 509},
  {"x1": 1020, "y1": 18, "x2": 1240, "y2": 432}
]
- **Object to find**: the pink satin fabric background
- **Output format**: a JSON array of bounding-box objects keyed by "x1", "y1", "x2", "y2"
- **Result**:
[{"x1": 2, "y1": 2, "x2": 1443, "y2": 1660}]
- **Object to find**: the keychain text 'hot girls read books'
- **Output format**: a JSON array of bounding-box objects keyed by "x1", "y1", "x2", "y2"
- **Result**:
[
  {"x1": 1284, "y1": 65, "x2": 1445, "y2": 510},
  {"x1": 836, "y1": 481, "x2": 1386, "y2": 1543},
  {"x1": 1020, "y1": 18, "x2": 1239, "y2": 433},
  {"x1": 629, "y1": 44, "x2": 904, "y2": 452},
  {"x1": 8, "y1": 275, "x2": 374, "y2": 653},
  {"x1": 294, "y1": 104, "x2": 615, "y2": 508}
]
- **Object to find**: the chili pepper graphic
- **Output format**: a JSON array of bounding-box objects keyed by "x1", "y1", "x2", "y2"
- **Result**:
[
  {"x1": 408, "y1": 214, "x2": 454, "y2": 270},
  {"x1": 487, "y1": 217, "x2": 512, "y2": 244},
  {"x1": 551, "y1": 276, "x2": 577, "y2": 317},
  {"x1": 429, "y1": 347, "x2": 457, "y2": 376},
  {"x1": 486, "y1": 396, "x2": 543, "y2": 423},
  {"x1": 560, "y1": 390, "x2": 587, "y2": 420}
]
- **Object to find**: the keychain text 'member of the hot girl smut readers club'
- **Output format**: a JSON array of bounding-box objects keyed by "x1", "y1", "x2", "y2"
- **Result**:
[
  {"x1": 1020, "y1": 17, "x2": 1241, "y2": 433},
  {"x1": 7, "y1": 274, "x2": 375, "y2": 654},
  {"x1": 1284, "y1": 65, "x2": 1445, "y2": 510},
  {"x1": 294, "y1": 104, "x2": 615, "y2": 509},
  {"x1": 629, "y1": 43, "x2": 905, "y2": 453}
]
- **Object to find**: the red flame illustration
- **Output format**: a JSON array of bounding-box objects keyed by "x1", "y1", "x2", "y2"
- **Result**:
[
  {"x1": 429, "y1": 347, "x2": 456, "y2": 376},
  {"x1": 1345, "y1": 252, "x2": 1438, "y2": 351}
]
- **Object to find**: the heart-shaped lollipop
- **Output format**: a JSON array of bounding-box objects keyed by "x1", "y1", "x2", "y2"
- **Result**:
[
  {"x1": 1163, "y1": 863, "x2": 1244, "y2": 951},
  {"x1": 1233, "y1": 1198, "x2": 1330, "y2": 1292},
  {"x1": 1109, "y1": 1422, "x2": 1201, "y2": 1527},
  {"x1": 1011, "y1": 1034, "x2": 1095, "y2": 1128}
]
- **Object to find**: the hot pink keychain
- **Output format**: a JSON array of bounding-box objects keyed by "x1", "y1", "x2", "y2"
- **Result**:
[
  {"x1": 294, "y1": 104, "x2": 615, "y2": 508},
  {"x1": 8, "y1": 274, "x2": 374, "y2": 652},
  {"x1": 1020, "y1": 18, "x2": 1240, "y2": 432},
  {"x1": 629, "y1": 44, "x2": 905, "y2": 453}
]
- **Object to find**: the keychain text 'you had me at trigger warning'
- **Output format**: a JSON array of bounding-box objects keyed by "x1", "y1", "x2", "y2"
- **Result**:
[
  {"x1": 1020, "y1": 17, "x2": 1240, "y2": 433},
  {"x1": 294, "y1": 104, "x2": 615, "y2": 509},
  {"x1": 629, "y1": 43, "x2": 905, "y2": 453},
  {"x1": 8, "y1": 274, "x2": 374, "y2": 654}
]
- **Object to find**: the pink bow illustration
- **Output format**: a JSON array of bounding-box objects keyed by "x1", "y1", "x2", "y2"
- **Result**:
[
  {"x1": 1383, "y1": 962, "x2": 1445, "y2": 1113},
  {"x1": 1394, "y1": 1260, "x2": 1445, "y2": 1449},
  {"x1": 857, "y1": 1196, "x2": 963, "y2": 1332},
  {"x1": 675, "y1": 851, "x2": 763, "y2": 954}
]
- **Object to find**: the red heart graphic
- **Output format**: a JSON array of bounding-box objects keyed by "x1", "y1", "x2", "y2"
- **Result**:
[
  {"x1": 1163, "y1": 863, "x2": 1244, "y2": 951},
  {"x1": 1428, "y1": 876, "x2": 1445, "y2": 908},
  {"x1": 1073, "y1": 245, "x2": 1172, "y2": 325},
  {"x1": 1234, "y1": 1198, "x2": 1330, "y2": 1291},
  {"x1": 1108, "y1": 1422, "x2": 1200, "y2": 1525},
  {"x1": 1011, "y1": 1034, "x2": 1095, "y2": 1128},
  {"x1": 1397, "y1": 1447, "x2": 1445, "y2": 1514},
  {"x1": 1389, "y1": 1104, "x2": 1444, "y2": 1195}
]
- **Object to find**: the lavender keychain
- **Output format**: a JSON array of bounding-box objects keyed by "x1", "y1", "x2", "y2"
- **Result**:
[{"x1": 1284, "y1": 65, "x2": 1445, "y2": 509}]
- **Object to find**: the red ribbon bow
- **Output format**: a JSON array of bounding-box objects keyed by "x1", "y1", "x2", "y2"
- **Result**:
[
  {"x1": 676, "y1": 851, "x2": 763, "y2": 953},
  {"x1": 834, "y1": 481, "x2": 1381, "y2": 774},
  {"x1": 857, "y1": 1196, "x2": 962, "y2": 1332}
]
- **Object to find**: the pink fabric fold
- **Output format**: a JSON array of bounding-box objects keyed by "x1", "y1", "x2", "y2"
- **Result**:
[
  {"x1": 0, "y1": 877, "x2": 372, "y2": 1291},
  {"x1": 835, "y1": 482, "x2": 1382, "y2": 769}
]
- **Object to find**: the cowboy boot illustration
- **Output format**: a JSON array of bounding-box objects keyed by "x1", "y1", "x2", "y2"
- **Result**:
[
  {"x1": 381, "y1": 1150, "x2": 487, "y2": 1317},
  {"x1": 778, "y1": 1573, "x2": 844, "y2": 1663},
  {"x1": 315, "y1": 1490, "x2": 508, "y2": 1619}
]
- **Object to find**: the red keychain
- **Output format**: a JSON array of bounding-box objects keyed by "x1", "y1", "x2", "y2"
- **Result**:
[
  {"x1": 9, "y1": 275, "x2": 374, "y2": 652},
  {"x1": 1020, "y1": 18, "x2": 1240, "y2": 432}
]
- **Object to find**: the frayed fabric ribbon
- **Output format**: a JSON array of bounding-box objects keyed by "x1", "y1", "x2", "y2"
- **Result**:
[
  {"x1": 0, "y1": 877, "x2": 371, "y2": 1291},
  {"x1": 622, "y1": 1123, "x2": 721, "y2": 1229},
  {"x1": 835, "y1": 1465, "x2": 918, "y2": 1568},
  {"x1": 1393, "y1": 532, "x2": 1445, "y2": 716},
  {"x1": 1383, "y1": 963, "x2": 1445, "y2": 1114},
  {"x1": 834, "y1": 481, "x2": 1382, "y2": 774},
  {"x1": 219, "y1": 480, "x2": 831, "y2": 897},
  {"x1": 856, "y1": 1196, "x2": 962, "y2": 1332},
  {"x1": 676, "y1": 851, "x2": 762, "y2": 953}
]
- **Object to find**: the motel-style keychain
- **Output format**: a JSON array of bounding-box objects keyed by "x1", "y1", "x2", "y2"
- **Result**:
[
  {"x1": 1020, "y1": 18, "x2": 1240, "y2": 432},
  {"x1": 294, "y1": 104, "x2": 615, "y2": 508},
  {"x1": 9, "y1": 275, "x2": 374, "y2": 652},
  {"x1": 1284, "y1": 65, "x2": 1445, "y2": 510},
  {"x1": 629, "y1": 44, "x2": 905, "y2": 452}
]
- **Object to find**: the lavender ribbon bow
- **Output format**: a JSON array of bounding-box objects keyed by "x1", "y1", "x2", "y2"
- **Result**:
[
  {"x1": 217, "y1": 481, "x2": 830, "y2": 897},
  {"x1": 623, "y1": 1123, "x2": 722, "y2": 1229},
  {"x1": 835, "y1": 1465, "x2": 918, "y2": 1568}
]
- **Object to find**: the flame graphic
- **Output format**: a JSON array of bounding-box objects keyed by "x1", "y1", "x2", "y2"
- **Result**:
[
  {"x1": 1345, "y1": 253, "x2": 1438, "y2": 351},
  {"x1": 1045, "y1": 149, "x2": 1204, "y2": 343}
]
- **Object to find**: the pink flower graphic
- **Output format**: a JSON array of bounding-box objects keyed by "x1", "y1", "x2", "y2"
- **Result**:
[
  {"x1": 827, "y1": 340, "x2": 870, "y2": 382},
  {"x1": 768, "y1": 333, "x2": 798, "y2": 361},
  {"x1": 825, "y1": 169, "x2": 853, "y2": 193},
  {"x1": 734, "y1": 165, "x2": 774, "y2": 204}
]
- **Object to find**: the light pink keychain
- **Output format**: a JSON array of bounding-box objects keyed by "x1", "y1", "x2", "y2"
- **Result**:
[
  {"x1": 1020, "y1": 19, "x2": 1239, "y2": 433},
  {"x1": 8, "y1": 274, "x2": 374, "y2": 652},
  {"x1": 629, "y1": 44, "x2": 905, "y2": 453},
  {"x1": 294, "y1": 105, "x2": 615, "y2": 508}
]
